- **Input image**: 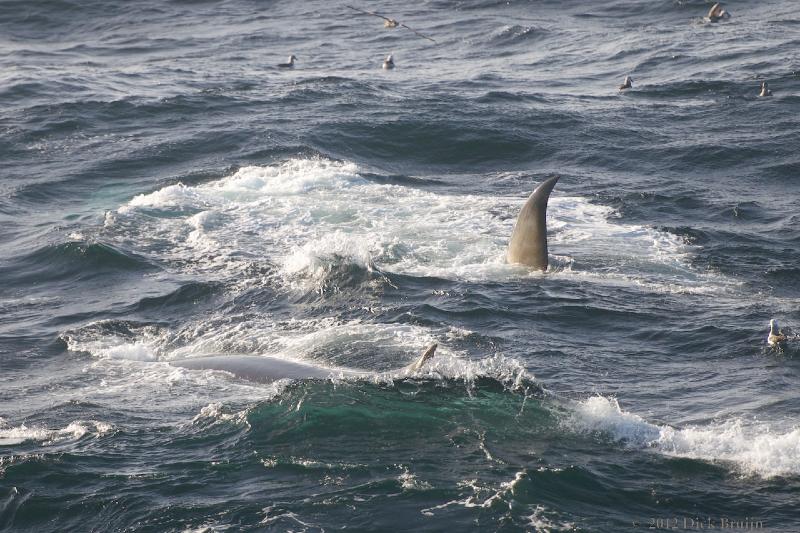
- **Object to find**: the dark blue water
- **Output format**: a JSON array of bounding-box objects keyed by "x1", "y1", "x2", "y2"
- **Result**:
[{"x1": 2, "y1": 0, "x2": 799, "y2": 531}]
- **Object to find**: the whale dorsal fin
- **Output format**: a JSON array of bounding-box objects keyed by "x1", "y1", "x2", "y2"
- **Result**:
[
  {"x1": 407, "y1": 343, "x2": 437, "y2": 372},
  {"x1": 506, "y1": 175, "x2": 559, "y2": 271}
]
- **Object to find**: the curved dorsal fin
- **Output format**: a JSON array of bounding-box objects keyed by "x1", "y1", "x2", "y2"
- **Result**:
[{"x1": 506, "y1": 176, "x2": 559, "y2": 271}]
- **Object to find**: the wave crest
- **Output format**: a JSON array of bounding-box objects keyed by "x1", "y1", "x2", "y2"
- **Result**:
[{"x1": 572, "y1": 396, "x2": 800, "y2": 478}]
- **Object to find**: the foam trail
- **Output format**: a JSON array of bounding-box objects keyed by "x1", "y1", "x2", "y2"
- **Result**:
[
  {"x1": 108, "y1": 157, "x2": 728, "y2": 294},
  {"x1": 573, "y1": 396, "x2": 800, "y2": 478},
  {"x1": 0, "y1": 420, "x2": 113, "y2": 446}
]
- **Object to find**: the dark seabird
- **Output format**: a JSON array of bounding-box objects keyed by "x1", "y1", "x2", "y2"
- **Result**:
[
  {"x1": 278, "y1": 55, "x2": 297, "y2": 68},
  {"x1": 345, "y1": 5, "x2": 436, "y2": 43},
  {"x1": 759, "y1": 81, "x2": 772, "y2": 97},
  {"x1": 619, "y1": 76, "x2": 633, "y2": 90}
]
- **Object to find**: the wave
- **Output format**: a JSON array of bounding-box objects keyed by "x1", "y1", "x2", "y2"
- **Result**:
[
  {"x1": 628, "y1": 79, "x2": 744, "y2": 97},
  {"x1": 280, "y1": 233, "x2": 384, "y2": 295},
  {"x1": 134, "y1": 281, "x2": 222, "y2": 312},
  {"x1": 0, "y1": 241, "x2": 155, "y2": 286},
  {"x1": 488, "y1": 24, "x2": 550, "y2": 46},
  {"x1": 312, "y1": 118, "x2": 552, "y2": 166},
  {"x1": 571, "y1": 396, "x2": 800, "y2": 478},
  {"x1": 61, "y1": 319, "x2": 165, "y2": 362},
  {"x1": 764, "y1": 268, "x2": 800, "y2": 299},
  {"x1": 0, "y1": 419, "x2": 113, "y2": 447}
]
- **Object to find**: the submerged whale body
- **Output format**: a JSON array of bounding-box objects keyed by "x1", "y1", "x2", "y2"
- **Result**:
[
  {"x1": 171, "y1": 344, "x2": 438, "y2": 384},
  {"x1": 506, "y1": 175, "x2": 560, "y2": 271}
]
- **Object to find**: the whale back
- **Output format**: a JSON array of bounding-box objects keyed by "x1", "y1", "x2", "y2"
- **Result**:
[
  {"x1": 173, "y1": 355, "x2": 339, "y2": 383},
  {"x1": 506, "y1": 176, "x2": 559, "y2": 271},
  {"x1": 171, "y1": 344, "x2": 439, "y2": 384}
]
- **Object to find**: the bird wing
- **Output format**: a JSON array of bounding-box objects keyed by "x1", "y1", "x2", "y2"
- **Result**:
[
  {"x1": 345, "y1": 5, "x2": 396, "y2": 24},
  {"x1": 345, "y1": 5, "x2": 436, "y2": 42},
  {"x1": 399, "y1": 22, "x2": 437, "y2": 43}
]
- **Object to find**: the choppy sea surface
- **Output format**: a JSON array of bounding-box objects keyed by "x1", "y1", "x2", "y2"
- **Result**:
[{"x1": 2, "y1": 0, "x2": 799, "y2": 531}]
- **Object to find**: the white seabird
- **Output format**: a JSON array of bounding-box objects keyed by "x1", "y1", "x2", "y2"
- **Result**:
[
  {"x1": 278, "y1": 55, "x2": 297, "y2": 68},
  {"x1": 768, "y1": 319, "x2": 789, "y2": 348},
  {"x1": 707, "y1": 2, "x2": 728, "y2": 23},
  {"x1": 619, "y1": 76, "x2": 633, "y2": 90},
  {"x1": 759, "y1": 81, "x2": 773, "y2": 97},
  {"x1": 382, "y1": 54, "x2": 395, "y2": 69}
]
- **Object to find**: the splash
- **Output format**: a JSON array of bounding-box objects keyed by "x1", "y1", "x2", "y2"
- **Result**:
[
  {"x1": 572, "y1": 396, "x2": 800, "y2": 478},
  {"x1": 108, "y1": 157, "x2": 727, "y2": 294},
  {"x1": 0, "y1": 419, "x2": 113, "y2": 446}
]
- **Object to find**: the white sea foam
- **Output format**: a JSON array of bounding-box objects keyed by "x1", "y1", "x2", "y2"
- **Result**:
[
  {"x1": 110, "y1": 157, "x2": 728, "y2": 294},
  {"x1": 213, "y1": 159, "x2": 362, "y2": 196},
  {"x1": 156, "y1": 317, "x2": 440, "y2": 370},
  {"x1": 572, "y1": 396, "x2": 800, "y2": 478},
  {"x1": 526, "y1": 505, "x2": 576, "y2": 532},
  {"x1": 73, "y1": 158, "x2": 730, "y2": 396},
  {"x1": 180, "y1": 525, "x2": 231, "y2": 533},
  {"x1": 397, "y1": 465, "x2": 432, "y2": 490},
  {"x1": 393, "y1": 351, "x2": 530, "y2": 390},
  {"x1": 65, "y1": 334, "x2": 158, "y2": 362},
  {"x1": 421, "y1": 475, "x2": 516, "y2": 514},
  {"x1": 124, "y1": 183, "x2": 211, "y2": 212},
  {"x1": 64, "y1": 312, "x2": 532, "y2": 394},
  {"x1": 421, "y1": 470, "x2": 573, "y2": 530},
  {"x1": 0, "y1": 420, "x2": 113, "y2": 446},
  {"x1": 169, "y1": 315, "x2": 530, "y2": 388},
  {"x1": 62, "y1": 315, "x2": 429, "y2": 371},
  {"x1": 190, "y1": 402, "x2": 250, "y2": 428},
  {"x1": 280, "y1": 230, "x2": 375, "y2": 287}
]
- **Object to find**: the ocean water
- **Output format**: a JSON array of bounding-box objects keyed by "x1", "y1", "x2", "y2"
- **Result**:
[{"x1": 1, "y1": 0, "x2": 799, "y2": 531}]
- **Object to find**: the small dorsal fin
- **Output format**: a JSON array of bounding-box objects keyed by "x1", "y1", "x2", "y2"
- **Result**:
[{"x1": 407, "y1": 343, "x2": 437, "y2": 372}]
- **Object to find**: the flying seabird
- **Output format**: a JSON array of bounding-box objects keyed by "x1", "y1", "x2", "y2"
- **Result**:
[
  {"x1": 382, "y1": 54, "x2": 395, "y2": 69},
  {"x1": 759, "y1": 81, "x2": 772, "y2": 97},
  {"x1": 278, "y1": 55, "x2": 297, "y2": 68},
  {"x1": 345, "y1": 5, "x2": 436, "y2": 43},
  {"x1": 619, "y1": 76, "x2": 633, "y2": 90}
]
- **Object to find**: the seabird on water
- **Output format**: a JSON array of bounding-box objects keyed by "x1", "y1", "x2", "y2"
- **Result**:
[
  {"x1": 619, "y1": 76, "x2": 633, "y2": 90},
  {"x1": 768, "y1": 319, "x2": 788, "y2": 348},
  {"x1": 382, "y1": 54, "x2": 395, "y2": 69},
  {"x1": 278, "y1": 55, "x2": 297, "y2": 68},
  {"x1": 707, "y1": 2, "x2": 728, "y2": 22},
  {"x1": 345, "y1": 5, "x2": 437, "y2": 43},
  {"x1": 759, "y1": 81, "x2": 773, "y2": 97}
]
